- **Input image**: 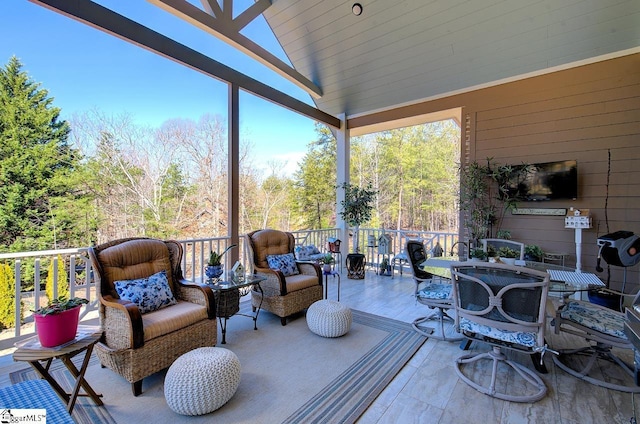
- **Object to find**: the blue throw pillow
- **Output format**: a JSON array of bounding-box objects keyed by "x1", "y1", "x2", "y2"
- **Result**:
[
  {"x1": 266, "y1": 253, "x2": 300, "y2": 277},
  {"x1": 114, "y1": 270, "x2": 177, "y2": 314}
]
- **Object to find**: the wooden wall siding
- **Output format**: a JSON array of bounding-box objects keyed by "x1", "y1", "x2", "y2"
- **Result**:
[
  {"x1": 354, "y1": 53, "x2": 640, "y2": 291},
  {"x1": 473, "y1": 54, "x2": 640, "y2": 292}
]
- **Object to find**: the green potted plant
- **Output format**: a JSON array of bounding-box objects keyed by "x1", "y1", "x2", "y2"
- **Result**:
[
  {"x1": 338, "y1": 182, "x2": 377, "y2": 280},
  {"x1": 379, "y1": 257, "x2": 391, "y2": 276},
  {"x1": 496, "y1": 229, "x2": 511, "y2": 240},
  {"x1": 497, "y1": 246, "x2": 519, "y2": 265},
  {"x1": 206, "y1": 244, "x2": 237, "y2": 279},
  {"x1": 459, "y1": 159, "x2": 531, "y2": 247},
  {"x1": 338, "y1": 182, "x2": 377, "y2": 253},
  {"x1": 524, "y1": 245, "x2": 544, "y2": 262},
  {"x1": 470, "y1": 248, "x2": 488, "y2": 261},
  {"x1": 319, "y1": 253, "x2": 334, "y2": 273},
  {"x1": 33, "y1": 296, "x2": 89, "y2": 347}
]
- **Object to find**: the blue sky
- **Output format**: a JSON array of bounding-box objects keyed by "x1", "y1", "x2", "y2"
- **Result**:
[{"x1": 0, "y1": 0, "x2": 320, "y2": 176}]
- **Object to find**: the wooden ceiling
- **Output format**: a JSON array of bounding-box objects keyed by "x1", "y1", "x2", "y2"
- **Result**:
[{"x1": 262, "y1": 0, "x2": 639, "y2": 118}]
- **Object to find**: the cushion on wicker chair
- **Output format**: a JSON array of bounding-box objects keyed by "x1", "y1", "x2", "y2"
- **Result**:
[
  {"x1": 266, "y1": 253, "x2": 300, "y2": 276},
  {"x1": 294, "y1": 245, "x2": 325, "y2": 261},
  {"x1": 114, "y1": 270, "x2": 177, "y2": 314}
]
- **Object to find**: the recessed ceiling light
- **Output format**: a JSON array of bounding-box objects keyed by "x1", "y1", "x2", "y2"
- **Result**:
[{"x1": 352, "y1": 3, "x2": 363, "y2": 16}]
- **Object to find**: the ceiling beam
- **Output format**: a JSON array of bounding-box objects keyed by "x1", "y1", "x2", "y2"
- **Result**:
[
  {"x1": 29, "y1": 0, "x2": 339, "y2": 128},
  {"x1": 233, "y1": 0, "x2": 271, "y2": 31},
  {"x1": 200, "y1": 0, "x2": 222, "y2": 18},
  {"x1": 150, "y1": 0, "x2": 323, "y2": 99}
]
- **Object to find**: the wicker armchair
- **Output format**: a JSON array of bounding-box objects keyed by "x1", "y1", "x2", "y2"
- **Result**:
[
  {"x1": 246, "y1": 229, "x2": 323, "y2": 326},
  {"x1": 89, "y1": 237, "x2": 217, "y2": 396}
]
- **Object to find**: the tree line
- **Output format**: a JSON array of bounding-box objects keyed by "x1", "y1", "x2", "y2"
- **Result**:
[{"x1": 0, "y1": 56, "x2": 460, "y2": 255}]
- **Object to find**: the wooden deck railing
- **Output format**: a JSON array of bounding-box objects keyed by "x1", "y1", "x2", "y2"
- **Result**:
[{"x1": 0, "y1": 228, "x2": 458, "y2": 337}]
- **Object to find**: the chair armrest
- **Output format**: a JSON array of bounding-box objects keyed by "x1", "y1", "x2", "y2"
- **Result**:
[
  {"x1": 253, "y1": 266, "x2": 287, "y2": 295},
  {"x1": 297, "y1": 261, "x2": 322, "y2": 283},
  {"x1": 175, "y1": 279, "x2": 217, "y2": 319},
  {"x1": 99, "y1": 295, "x2": 144, "y2": 349}
]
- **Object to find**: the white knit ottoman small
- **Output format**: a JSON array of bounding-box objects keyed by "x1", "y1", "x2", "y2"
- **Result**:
[
  {"x1": 164, "y1": 347, "x2": 241, "y2": 416},
  {"x1": 307, "y1": 300, "x2": 352, "y2": 338}
]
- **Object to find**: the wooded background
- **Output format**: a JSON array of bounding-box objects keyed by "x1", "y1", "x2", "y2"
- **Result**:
[{"x1": 0, "y1": 56, "x2": 460, "y2": 253}]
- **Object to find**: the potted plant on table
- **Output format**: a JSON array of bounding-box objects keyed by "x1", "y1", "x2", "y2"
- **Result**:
[
  {"x1": 319, "y1": 253, "x2": 335, "y2": 273},
  {"x1": 206, "y1": 244, "x2": 237, "y2": 279},
  {"x1": 33, "y1": 296, "x2": 89, "y2": 348},
  {"x1": 470, "y1": 248, "x2": 488, "y2": 261},
  {"x1": 497, "y1": 246, "x2": 519, "y2": 265},
  {"x1": 524, "y1": 245, "x2": 544, "y2": 262}
]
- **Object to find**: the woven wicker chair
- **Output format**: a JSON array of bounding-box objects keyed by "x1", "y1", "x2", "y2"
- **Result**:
[
  {"x1": 89, "y1": 237, "x2": 217, "y2": 396},
  {"x1": 246, "y1": 229, "x2": 323, "y2": 326}
]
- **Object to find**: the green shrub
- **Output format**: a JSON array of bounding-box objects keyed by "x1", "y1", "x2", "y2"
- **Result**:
[
  {"x1": 0, "y1": 263, "x2": 21, "y2": 330},
  {"x1": 45, "y1": 255, "x2": 69, "y2": 302}
]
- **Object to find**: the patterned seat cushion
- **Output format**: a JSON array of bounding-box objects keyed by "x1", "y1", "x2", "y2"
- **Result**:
[
  {"x1": 560, "y1": 300, "x2": 627, "y2": 339},
  {"x1": 459, "y1": 317, "x2": 538, "y2": 347},
  {"x1": 294, "y1": 245, "x2": 325, "y2": 261},
  {"x1": 416, "y1": 282, "x2": 452, "y2": 300}
]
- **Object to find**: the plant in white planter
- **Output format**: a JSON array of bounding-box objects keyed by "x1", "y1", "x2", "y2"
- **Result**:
[
  {"x1": 497, "y1": 246, "x2": 519, "y2": 265},
  {"x1": 319, "y1": 253, "x2": 335, "y2": 273}
]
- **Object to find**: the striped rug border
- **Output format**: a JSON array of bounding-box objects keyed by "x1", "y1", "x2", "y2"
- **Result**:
[
  {"x1": 283, "y1": 309, "x2": 427, "y2": 424},
  {"x1": 10, "y1": 355, "x2": 116, "y2": 424},
  {"x1": 10, "y1": 309, "x2": 426, "y2": 424}
]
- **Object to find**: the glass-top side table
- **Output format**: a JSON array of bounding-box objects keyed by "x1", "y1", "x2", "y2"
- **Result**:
[{"x1": 204, "y1": 275, "x2": 265, "y2": 344}]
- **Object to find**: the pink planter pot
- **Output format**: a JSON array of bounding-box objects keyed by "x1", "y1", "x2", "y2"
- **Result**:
[{"x1": 34, "y1": 306, "x2": 81, "y2": 347}]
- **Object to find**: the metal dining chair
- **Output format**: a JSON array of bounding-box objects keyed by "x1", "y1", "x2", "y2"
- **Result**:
[
  {"x1": 551, "y1": 290, "x2": 640, "y2": 393},
  {"x1": 450, "y1": 262, "x2": 551, "y2": 402},
  {"x1": 407, "y1": 240, "x2": 461, "y2": 342}
]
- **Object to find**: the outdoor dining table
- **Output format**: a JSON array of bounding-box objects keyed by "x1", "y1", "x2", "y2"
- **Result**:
[{"x1": 420, "y1": 256, "x2": 606, "y2": 298}]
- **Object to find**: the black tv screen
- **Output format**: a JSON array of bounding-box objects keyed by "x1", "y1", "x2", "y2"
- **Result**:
[{"x1": 519, "y1": 160, "x2": 578, "y2": 201}]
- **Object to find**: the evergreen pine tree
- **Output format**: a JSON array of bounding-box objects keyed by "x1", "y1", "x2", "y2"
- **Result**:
[{"x1": 0, "y1": 56, "x2": 90, "y2": 251}]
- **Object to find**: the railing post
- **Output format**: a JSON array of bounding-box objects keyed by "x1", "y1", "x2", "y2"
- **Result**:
[
  {"x1": 34, "y1": 258, "x2": 41, "y2": 312},
  {"x1": 14, "y1": 260, "x2": 21, "y2": 337}
]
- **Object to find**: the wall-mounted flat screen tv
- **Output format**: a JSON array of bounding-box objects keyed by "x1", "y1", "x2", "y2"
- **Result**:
[{"x1": 518, "y1": 160, "x2": 578, "y2": 201}]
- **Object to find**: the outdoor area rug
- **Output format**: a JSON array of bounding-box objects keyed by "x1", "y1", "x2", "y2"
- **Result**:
[
  {"x1": 10, "y1": 354, "x2": 116, "y2": 424},
  {"x1": 10, "y1": 304, "x2": 426, "y2": 424}
]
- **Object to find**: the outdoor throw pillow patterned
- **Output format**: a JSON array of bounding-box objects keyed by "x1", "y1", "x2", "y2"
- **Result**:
[
  {"x1": 266, "y1": 253, "x2": 299, "y2": 277},
  {"x1": 114, "y1": 270, "x2": 177, "y2": 314}
]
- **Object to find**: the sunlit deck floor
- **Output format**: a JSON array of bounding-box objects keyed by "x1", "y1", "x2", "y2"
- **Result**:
[{"x1": 1, "y1": 265, "x2": 638, "y2": 423}]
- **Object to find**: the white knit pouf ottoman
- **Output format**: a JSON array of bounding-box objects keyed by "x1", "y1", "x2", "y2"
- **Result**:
[
  {"x1": 164, "y1": 347, "x2": 241, "y2": 416},
  {"x1": 307, "y1": 300, "x2": 352, "y2": 338}
]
